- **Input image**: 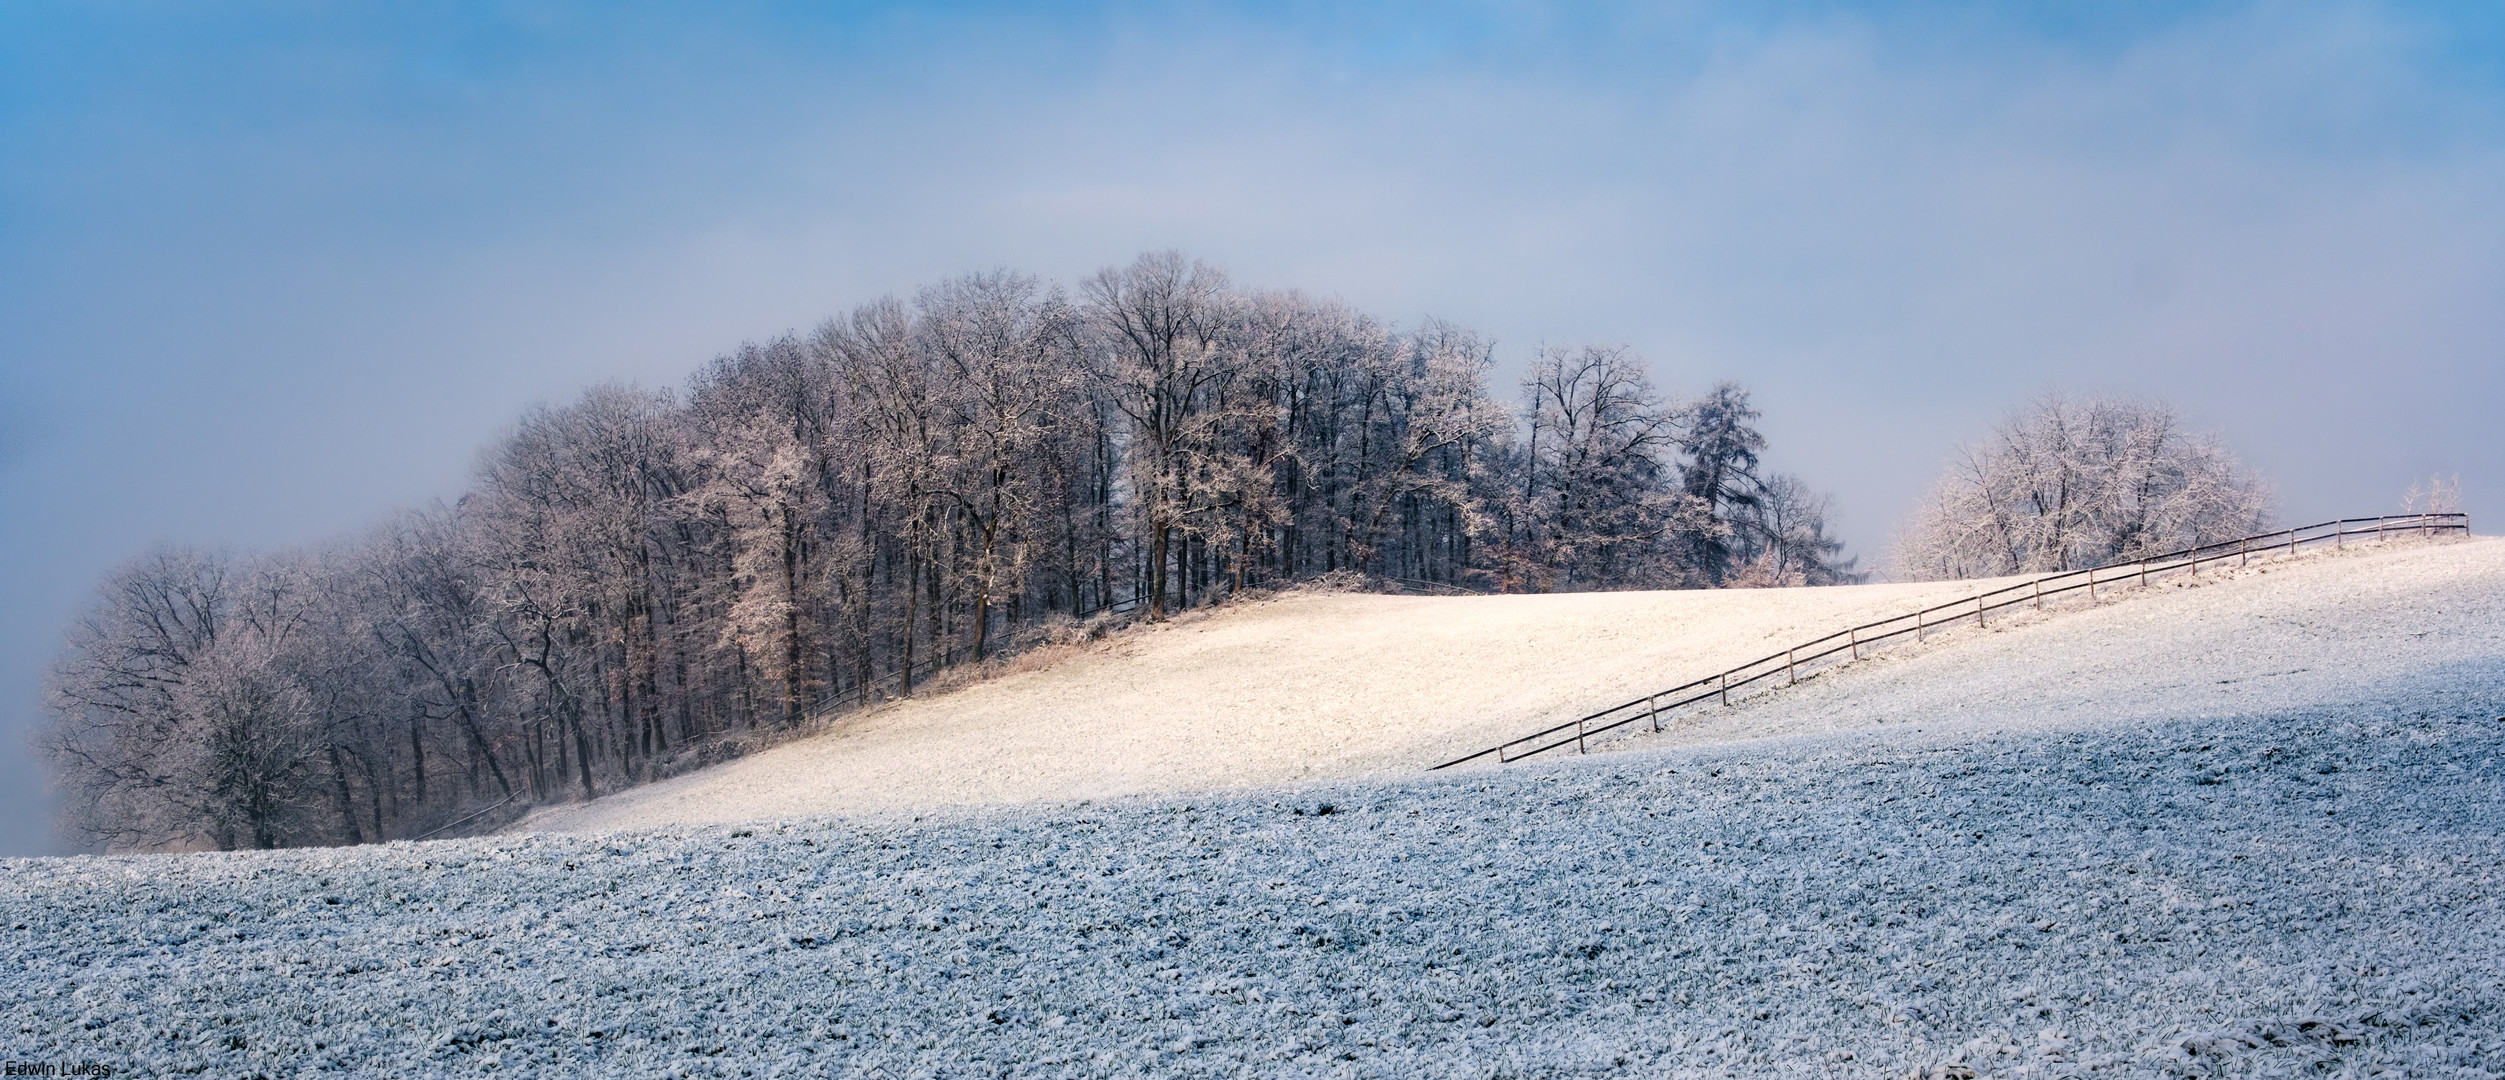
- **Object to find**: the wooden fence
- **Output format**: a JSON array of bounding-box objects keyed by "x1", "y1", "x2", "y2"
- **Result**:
[{"x1": 1430, "y1": 512, "x2": 2472, "y2": 771}]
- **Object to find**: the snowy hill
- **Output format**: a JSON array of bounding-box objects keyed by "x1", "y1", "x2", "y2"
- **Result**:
[
  {"x1": 514, "y1": 573, "x2": 2023, "y2": 832},
  {"x1": 4, "y1": 536, "x2": 2499, "y2": 1076},
  {"x1": 523, "y1": 536, "x2": 2505, "y2": 833},
  {"x1": 1608, "y1": 534, "x2": 2505, "y2": 756},
  {"x1": 5, "y1": 683, "x2": 2498, "y2": 1074}
]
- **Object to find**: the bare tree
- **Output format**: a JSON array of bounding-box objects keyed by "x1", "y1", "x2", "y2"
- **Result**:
[
  {"x1": 40, "y1": 250, "x2": 1864, "y2": 849},
  {"x1": 917, "y1": 272, "x2": 1083, "y2": 657},
  {"x1": 2403, "y1": 473, "x2": 2462, "y2": 515},
  {"x1": 468, "y1": 387, "x2": 687, "y2": 793},
  {"x1": 1505, "y1": 345, "x2": 1700, "y2": 589},
  {"x1": 361, "y1": 508, "x2": 531, "y2": 806},
  {"x1": 826, "y1": 296, "x2": 952, "y2": 690},
  {"x1": 1729, "y1": 473, "x2": 1860, "y2": 586},
  {"x1": 1084, "y1": 251, "x2": 1234, "y2": 619},
  {"x1": 43, "y1": 549, "x2": 330, "y2": 850},
  {"x1": 1894, "y1": 393, "x2": 2273, "y2": 579}
]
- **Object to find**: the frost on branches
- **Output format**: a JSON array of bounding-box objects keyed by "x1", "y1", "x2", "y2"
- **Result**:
[
  {"x1": 1894, "y1": 394, "x2": 2273, "y2": 580},
  {"x1": 41, "y1": 252, "x2": 1858, "y2": 852}
]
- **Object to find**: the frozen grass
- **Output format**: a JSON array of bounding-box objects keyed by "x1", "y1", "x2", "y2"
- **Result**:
[
  {"x1": 4, "y1": 697, "x2": 2500, "y2": 1076},
  {"x1": 5, "y1": 536, "x2": 2500, "y2": 1076}
]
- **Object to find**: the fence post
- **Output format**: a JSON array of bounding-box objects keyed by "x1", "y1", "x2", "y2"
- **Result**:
[{"x1": 1454, "y1": 512, "x2": 2447, "y2": 773}]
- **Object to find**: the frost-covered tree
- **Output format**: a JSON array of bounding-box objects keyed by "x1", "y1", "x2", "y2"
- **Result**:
[
  {"x1": 44, "y1": 550, "x2": 331, "y2": 850},
  {"x1": 42, "y1": 251, "x2": 1863, "y2": 850},
  {"x1": 1671, "y1": 382, "x2": 1769, "y2": 584},
  {"x1": 1894, "y1": 394, "x2": 2273, "y2": 579},
  {"x1": 469, "y1": 388, "x2": 684, "y2": 793},
  {"x1": 1083, "y1": 251, "x2": 1236, "y2": 619},
  {"x1": 1501, "y1": 345, "x2": 1706, "y2": 589},
  {"x1": 351, "y1": 510, "x2": 526, "y2": 818},
  {"x1": 1729, "y1": 473, "x2": 1860, "y2": 587},
  {"x1": 826, "y1": 295, "x2": 955, "y2": 691},
  {"x1": 689, "y1": 337, "x2": 839, "y2": 725},
  {"x1": 2402, "y1": 473, "x2": 2462, "y2": 515},
  {"x1": 45, "y1": 548, "x2": 232, "y2": 850},
  {"x1": 917, "y1": 272, "x2": 1085, "y2": 659}
]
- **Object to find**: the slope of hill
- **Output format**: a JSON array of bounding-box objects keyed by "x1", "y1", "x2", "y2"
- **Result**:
[
  {"x1": 5, "y1": 690, "x2": 2498, "y2": 1075},
  {"x1": 515, "y1": 574, "x2": 2025, "y2": 832},
  {"x1": 3, "y1": 536, "x2": 2499, "y2": 1076},
  {"x1": 1610, "y1": 534, "x2": 2505, "y2": 755},
  {"x1": 524, "y1": 537, "x2": 2502, "y2": 833}
]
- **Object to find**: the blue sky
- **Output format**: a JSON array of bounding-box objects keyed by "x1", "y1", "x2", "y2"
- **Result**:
[{"x1": 3, "y1": 1, "x2": 2501, "y2": 854}]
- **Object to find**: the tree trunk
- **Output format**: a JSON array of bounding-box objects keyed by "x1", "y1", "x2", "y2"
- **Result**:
[
  {"x1": 781, "y1": 504, "x2": 806, "y2": 725},
  {"x1": 901, "y1": 546, "x2": 918, "y2": 696},
  {"x1": 566, "y1": 700, "x2": 596, "y2": 799},
  {"x1": 326, "y1": 745, "x2": 364, "y2": 845}
]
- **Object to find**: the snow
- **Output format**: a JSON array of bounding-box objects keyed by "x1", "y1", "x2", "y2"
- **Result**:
[
  {"x1": 5, "y1": 701, "x2": 2502, "y2": 1075},
  {"x1": 525, "y1": 537, "x2": 2503, "y2": 834},
  {"x1": 1606, "y1": 534, "x2": 2505, "y2": 757},
  {"x1": 520, "y1": 574, "x2": 2035, "y2": 833},
  {"x1": 4, "y1": 535, "x2": 2502, "y2": 1076}
]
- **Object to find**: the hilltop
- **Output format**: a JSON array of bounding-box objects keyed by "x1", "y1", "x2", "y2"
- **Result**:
[
  {"x1": 522, "y1": 536, "x2": 2504, "y2": 833},
  {"x1": 515, "y1": 574, "x2": 2013, "y2": 832},
  {"x1": 5, "y1": 535, "x2": 2498, "y2": 1076}
]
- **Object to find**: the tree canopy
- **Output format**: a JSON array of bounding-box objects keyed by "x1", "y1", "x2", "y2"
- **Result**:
[{"x1": 45, "y1": 252, "x2": 1854, "y2": 851}]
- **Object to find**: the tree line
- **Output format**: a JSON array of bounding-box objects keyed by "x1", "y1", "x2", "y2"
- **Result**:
[{"x1": 43, "y1": 252, "x2": 1853, "y2": 852}]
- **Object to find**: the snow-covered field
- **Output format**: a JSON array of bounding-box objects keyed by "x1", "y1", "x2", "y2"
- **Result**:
[
  {"x1": 527, "y1": 537, "x2": 2503, "y2": 834},
  {"x1": 4, "y1": 536, "x2": 2501, "y2": 1076},
  {"x1": 1612, "y1": 536, "x2": 2505, "y2": 757},
  {"x1": 518, "y1": 574, "x2": 2023, "y2": 833},
  {"x1": 6, "y1": 699, "x2": 2501, "y2": 1076}
]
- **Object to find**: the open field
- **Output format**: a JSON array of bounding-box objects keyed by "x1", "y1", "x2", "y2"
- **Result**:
[
  {"x1": 3, "y1": 536, "x2": 2500, "y2": 1076},
  {"x1": 5, "y1": 699, "x2": 2499, "y2": 1076},
  {"x1": 515, "y1": 573, "x2": 2026, "y2": 833},
  {"x1": 525, "y1": 537, "x2": 2505, "y2": 834},
  {"x1": 1612, "y1": 534, "x2": 2505, "y2": 755}
]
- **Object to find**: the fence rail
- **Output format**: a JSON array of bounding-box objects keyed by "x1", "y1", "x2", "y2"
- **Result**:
[
  {"x1": 1430, "y1": 512, "x2": 2471, "y2": 771},
  {"x1": 411, "y1": 794, "x2": 516, "y2": 841}
]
